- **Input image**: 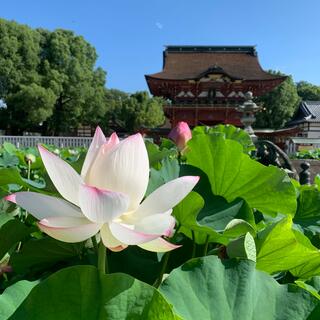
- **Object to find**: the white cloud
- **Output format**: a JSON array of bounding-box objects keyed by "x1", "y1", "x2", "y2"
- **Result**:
[{"x1": 155, "y1": 22, "x2": 163, "y2": 30}]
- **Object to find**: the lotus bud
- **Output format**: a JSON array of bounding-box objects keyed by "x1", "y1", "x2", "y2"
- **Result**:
[
  {"x1": 168, "y1": 121, "x2": 192, "y2": 150},
  {"x1": 24, "y1": 153, "x2": 36, "y2": 164}
]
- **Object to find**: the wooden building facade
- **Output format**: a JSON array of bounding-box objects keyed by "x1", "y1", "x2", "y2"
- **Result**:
[{"x1": 146, "y1": 46, "x2": 286, "y2": 127}]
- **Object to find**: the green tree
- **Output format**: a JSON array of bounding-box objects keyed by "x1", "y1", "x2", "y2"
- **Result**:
[
  {"x1": 296, "y1": 81, "x2": 320, "y2": 101},
  {"x1": 5, "y1": 84, "x2": 56, "y2": 132},
  {"x1": 105, "y1": 90, "x2": 165, "y2": 132},
  {"x1": 254, "y1": 72, "x2": 300, "y2": 129},
  {"x1": 0, "y1": 19, "x2": 108, "y2": 135}
]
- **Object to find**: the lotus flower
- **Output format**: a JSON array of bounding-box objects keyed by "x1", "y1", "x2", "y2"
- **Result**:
[
  {"x1": 168, "y1": 121, "x2": 192, "y2": 151},
  {"x1": 5, "y1": 128, "x2": 199, "y2": 252}
]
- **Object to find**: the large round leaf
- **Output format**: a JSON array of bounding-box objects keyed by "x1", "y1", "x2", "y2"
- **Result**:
[
  {"x1": 294, "y1": 184, "x2": 320, "y2": 233},
  {"x1": 192, "y1": 124, "x2": 255, "y2": 153},
  {"x1": 0, "y1": 280, "x2": 38, "y2": 319},
  {"x1": 160, "y1": 256, "x2": 319, "y2": 320},
  {"x1": 173, "y1": 192, "x2": 254, "y2": 245},
  {"x1": 186, "y1": 134, "x2": 296, "y2": 216},
  {"x1": 11, "y1": 265, "x2": 177, "y2": 320},
  {"x1": 256, "y1": 217, "x2": 320, "y2": 279}
]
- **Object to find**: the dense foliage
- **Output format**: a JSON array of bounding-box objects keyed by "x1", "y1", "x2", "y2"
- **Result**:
[
  {"x1": 294, "y1": 149, "x2": 320, "y2": 160},
  {"x1": 255, "y1": 75, "x2": 320, "y2": 129},
  {"x1": 297, "y1": 81, "x2": 320, "y2": 101},
  {"x1": 0, "y1": 19, "x2": 107, "y2": 135},
  {"x1": 0, "y1": 125, "x2": 320, "y2": 319},
  {"x1": 105, "y1": 90, "x2": 165, "y2": 132},
  {"x1": 0, "y1": 19, "x2": 165, "y2": 135},
  {"x1": 255, "y1": 72, "x2": 300, "y2": 129}
]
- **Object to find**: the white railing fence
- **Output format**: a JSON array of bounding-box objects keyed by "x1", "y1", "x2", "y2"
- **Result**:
[{"x1": 0, "y1": 136, "x2": 93, "y2": 148}]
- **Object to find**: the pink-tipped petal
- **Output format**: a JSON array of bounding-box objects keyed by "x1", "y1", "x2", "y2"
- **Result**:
[
  {"x1": 107, "y1": 132, "x2": 120, "y2": 147},
  {"x1": 108, "y1": 245, "x2": 127, "y2": 252},
  {"x1": 38, "y1": 216, "x2": 101, "y2": 243},
  {"x1": 138, "y1": 238, "x2": 181, "y2": 253},
  {"x1": 87, "y1": 133, "x2": 149, "y2": 210},
  {"x1": 133, "y1": 176, "x2": 200, "y2": 220},
  {"x1": 109, "y1": 222, "x2": 160, "y2": 245},
  {"x1": 6, "y1": 192, "x2": 82, "y2": 220},
  {"x1": 38, "y1": 145, "x2": 81, "y2": 206},
  {"x1": 134, "y1": 213, "x2": 176, "y2": 236},
  {"x1": 100, "y1": 223, "x2": 127, "y2": 250},
  {"x1": 81, "y1": 127, "x2": 107, "y2": 178},
  {"x1": 79, "y1": 184, "x2": 129, "y2": 223},
  {"x1": 5, "y1": 194, "x2": 16, "y2": 203}
]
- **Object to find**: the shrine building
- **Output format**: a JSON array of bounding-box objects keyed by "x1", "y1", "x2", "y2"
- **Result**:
[{"x1": 145, "y1": 46, "x2": 286, "y2": 128}]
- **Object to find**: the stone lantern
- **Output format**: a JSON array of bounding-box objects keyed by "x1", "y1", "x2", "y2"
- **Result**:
[{"x1": 236, "y1": 91, "x2": 261, "y2": 142}]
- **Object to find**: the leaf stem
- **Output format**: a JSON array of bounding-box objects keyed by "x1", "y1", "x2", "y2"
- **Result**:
[
  {"x1": 191, "y1": 230, "x2": 196, "y2": 258},
  {"x1": 154, "y1": 251, "x2": 170, "y2": 288},
  {"x1": 203, "y1": 234, "x2": 210, "y2": 256},
  {"x1": 97, "y1": 241, "x2": 106, "y2": 274}
]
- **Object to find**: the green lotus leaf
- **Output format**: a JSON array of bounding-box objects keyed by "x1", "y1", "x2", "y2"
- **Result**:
[
  {"x1": 193, "y1": 124, "x2": 255, "y2": 153},
  {"x1": 173, "y1": 191, "x2": 227, "y2": 245},
  {"x1": 256, "y1": 217, "x2": 320, "y2": 279},
  {"x1": 0, "y1": 152, "x2": 19, "y2": 167},
  {"x1": 160, "y1": 255, "x2": 319, "y2": 320},
  {"x1": 11, "y1": 265, "x2": 178, "y2": 320},
  {"x1": 0, "y1": 280, "x2": 38, "y2": 319},
  {"x1": 146, "y1": 157, "x2": 180, "y2": 196},
  {"x1": 186, "y1": 134, "x2": 296, "y2": 216},
  {"x1": 294, "y1": 184, "x2": 320, "y2": 233},
  {"x1": 226, "y1": 232, "x2": 256, "y2": 262}
]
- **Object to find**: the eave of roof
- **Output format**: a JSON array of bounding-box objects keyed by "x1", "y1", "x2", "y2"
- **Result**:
[
  {"x1": 146, "y1": 48, "x2": 286, "y2": 81},
  {"x1": 287, "y1": 101, "x2": 320, "y2": 125}
]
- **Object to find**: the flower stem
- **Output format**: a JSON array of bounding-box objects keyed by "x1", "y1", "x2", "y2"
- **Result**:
[
  {"x1": 97, "y1": 241, "x2": 106, "y2": 274},
  {"x1": 153, "y1": 252, "x2": 170, "y2": 288},
  {"x1": 27, "y1": 160, "x2": 31, "y2": 181},
  {"x1": 23, "y1": 160, "x2": 32, "y2": 221},
  {"x1": 91, "y1": 236, "x2": 98, "y2": 254}
]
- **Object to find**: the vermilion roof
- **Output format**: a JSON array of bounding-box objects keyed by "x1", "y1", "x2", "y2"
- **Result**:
[{"x1": 146, "y1": 46, "x2": 285, "y2": 81}]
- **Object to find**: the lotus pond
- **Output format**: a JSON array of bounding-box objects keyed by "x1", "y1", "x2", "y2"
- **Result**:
[{"x1": 0, "y1": 125, "x2": 320, "y2": 320}]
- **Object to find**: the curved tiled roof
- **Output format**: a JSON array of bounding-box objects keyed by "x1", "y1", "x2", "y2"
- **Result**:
[
  {"x1": 287, "y1": 101, "x2": 320, "y2": 126},
  {"x1": 146, "y1": 46, "x2": 285, "y2": 81}
]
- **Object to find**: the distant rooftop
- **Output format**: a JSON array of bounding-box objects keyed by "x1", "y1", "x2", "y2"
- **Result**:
[
  {"x1": 287, "y1": 101, "x2": 320, "y2": 125},
  {"x1": 146, "y1": 45, "x2": 285, "y2": 81},
  {"x1": 165, "y1": 45, "x2": 257, "y2": 56}
]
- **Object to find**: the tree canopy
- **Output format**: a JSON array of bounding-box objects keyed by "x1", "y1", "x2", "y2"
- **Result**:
[
  {"x1": 254, "y1": 72, "x2": 300, "y2": 129},
  {"x1": 105, "y1": 90, "x2": 165, "y2": 132},
  {"x1": 0, "y1": 19, "x2": 108, "y2": 135},
  {"x1": 0, "y1": 19, "x2": 166, "y2": 135},
  {"x1": 296, "y1": 81, "x2": 320, "y2": 101}
]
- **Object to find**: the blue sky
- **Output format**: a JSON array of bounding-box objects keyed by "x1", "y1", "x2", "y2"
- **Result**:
[{"x1": 1, "y1": 0, "x2": 320, "y2": 93}]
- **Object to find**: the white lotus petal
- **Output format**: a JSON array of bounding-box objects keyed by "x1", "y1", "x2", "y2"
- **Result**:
[
  {"x1": 5, "y1": 192, "x2": 82, "y2": 220},
  {"x1": 83, "y1": 132, "x2": 119, "y2": 183},
  {"x1": 39, "y1": 145, "x2": 81, "y2": 206},
  {"x1": 133, "y1": 176, "x2": 199, "y2": 219},
  {"x1": 38, "y1": 217, "x2": 101, "y2": 243},
  {"x1": 79, "y1": 184, "x2": 129, "y2": 223},
  {"x1": 138, "y1": 237, "x2": 181, "y2": 252},
  {"x1": 87, "y1": 134, "x2": 149, "y2": 210},
  {"x1": 100, "y1": 223, "x2": 127, "y2": 251},
  {"x1": 109, "y1": 222, "x2": 159, "y2": 245},
  {"x1": 81, "y1": 127, "x2": 106, "y2": 178},
  {"x1": 134, "y1": 213, "x2": 176, "y2": 236}
]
